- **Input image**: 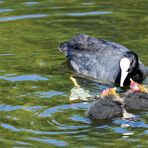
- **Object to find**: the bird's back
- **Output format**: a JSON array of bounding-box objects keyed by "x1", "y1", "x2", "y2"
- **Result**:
[{"x1": 59, "y1": 34, "x2": 129, "y2": 82}]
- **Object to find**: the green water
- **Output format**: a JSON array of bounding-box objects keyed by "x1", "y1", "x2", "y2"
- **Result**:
[{"x1": 0, "y1": 0, "x2": 148, "y2": 147}]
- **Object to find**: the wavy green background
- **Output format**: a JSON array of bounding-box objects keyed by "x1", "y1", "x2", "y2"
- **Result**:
[{"x1": 0, "y1": 0, "x2": 147, "y2": 147}]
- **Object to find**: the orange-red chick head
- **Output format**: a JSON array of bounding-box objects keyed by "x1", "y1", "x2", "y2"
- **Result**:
[
  {"x1": 101, "y1": 87, "x2": 117, "y2": 96},
  {"x1": 130, "y1": 78, "x2": 145, "y2": 92}
]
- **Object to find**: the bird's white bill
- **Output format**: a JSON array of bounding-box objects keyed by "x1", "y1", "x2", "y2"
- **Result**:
[
  {"x1": 120, "y1": 71, "x2": 128, "y2": 87},
  {"x1": 120, "y1": 58, "x2": 130, "y2": 87}
]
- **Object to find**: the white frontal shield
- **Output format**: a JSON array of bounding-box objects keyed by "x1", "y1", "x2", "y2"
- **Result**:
[{"x1": 120, "y1": 58, "x2": 130, "y2": 87}]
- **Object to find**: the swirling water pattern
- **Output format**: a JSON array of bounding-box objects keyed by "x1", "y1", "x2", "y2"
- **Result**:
[{"x1": 0, "y1": 0, "x2": 147, "y2": 147}]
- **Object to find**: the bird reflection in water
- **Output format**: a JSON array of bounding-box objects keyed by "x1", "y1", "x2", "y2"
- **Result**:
[{"x1": 69, "y1": 76, "x2": 92, "y2": 101}]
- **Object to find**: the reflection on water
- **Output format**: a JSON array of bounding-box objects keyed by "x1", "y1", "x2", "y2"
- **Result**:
[
  {"x1": 29, "y1": 137, "x2": 68, "y2": 147},
  {"x1": 1, "y1": 123, "x2": 20, "y2": 132},
  {"x1": 0, "y1": 8, "x2": 13, "y2": 13},
  {"x1": 82, "y1": 2, "x2": 96, "y2": 5},
  {"x1": 0, "y1": 14, "x2": 48, "y2": 22},
  {"x1": 0, "y1": 104, "x2": 21, "y2": 111},
  {"x1": 70, "y1": 86, "x2": 92, "y2": 101},
  {"x1": 23, "y1": 2, "x2": 39, "y2": 5},
  {"x1": 39, "y1": 102, "x2": 88, "y2": 117},
  {"x1": 0, "y1": 74, "x2": 48, "y2": 81},
  {"x1": 66, "y1": 11, "x2": 112, "y2": 16},
  {"x1": 0, "y1": 0, "x2": 147, "y2": 147},
  {"x1": 37, "y1": 90, "x2": 64, "y2": 98}
]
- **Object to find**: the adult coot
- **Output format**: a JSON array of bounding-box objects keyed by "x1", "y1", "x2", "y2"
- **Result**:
[{"x1": 59, "y1": 34, "x2": 148, "y2": 87}]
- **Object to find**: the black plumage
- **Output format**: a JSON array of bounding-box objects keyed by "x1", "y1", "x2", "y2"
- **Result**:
[
  {"x1": 87, "y1": 95, "x2": 123, "y2": 120},
  {"x1": 123, "y1": 92, "x2": 148, "y2": 110},
  {"x1": 59, "y1": 34, "x2": 148, "y2": 86},
  {"x1": 87, "y1": 91, "x2": 148, "y2": 120}
]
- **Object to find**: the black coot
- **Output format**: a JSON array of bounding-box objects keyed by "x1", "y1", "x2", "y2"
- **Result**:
[
  {"x1": 123, "y1": 92, "x2": 148, "y2": 110},
  {"x1": 87, "y1": 95, "x2": 122, "y2": 120},
  {"x1": 87, "y1": 88, "x2": 123, "y2": 120},
  {"x1": 59, "y1": 34, "x2": 148, "y2": 86},
  {"x1": 122, "y1": 79, "x2": 148, "y2": 110},
  {"x1": 87, "y1": 82, "x2": 148, "y2": 120}
]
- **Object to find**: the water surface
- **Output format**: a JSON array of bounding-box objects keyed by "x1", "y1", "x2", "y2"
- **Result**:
[{"x1": 0, "y1": 0, "x2": 148, "y2": 147}]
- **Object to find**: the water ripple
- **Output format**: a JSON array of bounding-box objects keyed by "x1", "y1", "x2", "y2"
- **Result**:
[
  {"x1": 70, "y1": 115, "x2": 91, "y2": 124},
  {"x1": 114, "y1": 119, "x2": 148, "y2": 128},
  {"x1": 1, "y1": 123, "x2": 20, "y2": 132},
  {"x1": 82, "y1": 2, "x2": 96, "y2": 5},
  {"x1": 23, "y1": 2, "x2": 39, "y2": 5},
  {"x1": 37, "y1": 91, "x2": 64, "y2": 98},
  {"x1": 0, "y1": 14, "x2": 48, "y2": 22},
  {"x1": 51, "y1": 119, "x2": 89, "y2": 130},
  {"x1": 22, "y1": 128, "x2": 89, "y2": 135},
  {"x1": 144, "y1": 130, "x2": 148, "y2": 134},
  {"x1": 0, "y1": 104, "x2": 21, "y2": 111},
  {"x1": 16, "y1": 141, "x2": 32, "y2": 146},
  {"x1": 66, "y1": 11, "x2": 112, "y2": 16},
  {"x1": 29, "y1": 137, "x2": 68, "y2": 147},
  {"x1": 39, "y1": 102, "x2": 88, "y2": 117},
  {"x1": 112, "y1": 126, "x2": 133, "y2": 136},
  {"x1": 0, "y1": 8, "x2": 13, "y2": 13},
  {"x1": 0, "y1": 74, "x2": 48, "y2": 81},
  {"x1": 0, "y1": 53, "x2": 14, "y2": 56},
  {"x1": 0, "y1": 104, "x2": 43, "y2": 112}
]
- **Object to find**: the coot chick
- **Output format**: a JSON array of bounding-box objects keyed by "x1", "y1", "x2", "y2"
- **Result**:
[
  {"x1": 123, "y1": 79, "x2": 148, "y2": 110},
  {"x1": 87, "y1": 88, "x2": 123, "y2": 120},
  {"x1": 59, "y1": 34, "x2": 148, "y2": 87}
]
